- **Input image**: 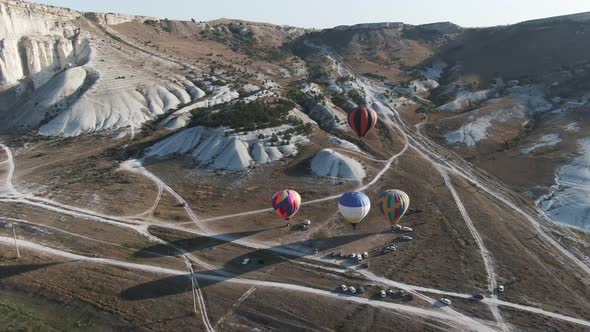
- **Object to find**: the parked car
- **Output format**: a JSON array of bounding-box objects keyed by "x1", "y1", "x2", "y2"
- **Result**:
[
  {"x1": 349, "y1": 287, "x2": 356, "y2": 294},
  {"x1": 387, "y1": 289, "x2": 394, "y2": 296},
  {"x1": 331, "y1": 252, "x2": 337, "y2": 257},
  {"x1": 380, "y1": 290, "x2": 386, "y2": 298},
  {"x1": 362, "y1": 251, "x2": 369, "y2": 258},
  {"x1": 400, "y1": 236, "x2": 413, "y2": 241},
  {"x1": 392, "y1": 225, "x2": 402, "y2": 233},
  {"x1": 351, "y1": 253, "x2": 357, "y2": 259},
  {"x1": 472, "y1": 294, "x2": 484, "y2": 300},
  {"x1": 358, "y1": 286, "x2": 365, "y2": 294},
  {"x1": 498, "y1": 285, "x2": 505, "y2": 293},
  {"x1": 242, "y1": 258, "x2": 250, "y2": 265},
  {"x1": 402, "y1": 226, "x2": 413, "y2": 233},
  {"x1": 440, "y1": 298, "x2": 452, "y2": 305},
  {"x1": 303, "y1": 219, "x2": 311, "y2": 225},
  {"x1": 357, "y1": 256, "x2": 363, "y2": 263},
  {"x1": 341, "y1": 285, "x2": 348, "y2": 292}
]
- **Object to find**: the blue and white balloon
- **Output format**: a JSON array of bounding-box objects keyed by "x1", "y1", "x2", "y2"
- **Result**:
[{"x1": 338, "y1": 192, "x2": 371, "y2": 229}]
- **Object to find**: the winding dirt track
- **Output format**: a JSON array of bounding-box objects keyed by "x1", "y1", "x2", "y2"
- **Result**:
[
  {"x1": 3, "y1": 236, "x2": 590, "y2": 329},
  {"x1": 2, "y1": 142, "x2": 590, "y2": 329},
  {"x1": 0, "y1": 236, "x2": 495, "y2": 332},
  {"x1": 1, "y1": 52, "x2": 590, "y2": 329}
]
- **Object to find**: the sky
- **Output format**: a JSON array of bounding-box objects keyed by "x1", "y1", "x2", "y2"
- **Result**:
[{"x1": 33, "y1": 0, "x2": 590, "y2": 29}]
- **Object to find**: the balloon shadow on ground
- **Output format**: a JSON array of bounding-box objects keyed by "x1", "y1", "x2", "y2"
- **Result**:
[
  {"x1": 134, "y1": 229, "x2": 270, "y2": 259},
  {"x1": 0, "y1": 262, "x2": 61, "y2": 280},
  {"x1": 121, "y1": 233, "x2": 371, "y2": 300}
]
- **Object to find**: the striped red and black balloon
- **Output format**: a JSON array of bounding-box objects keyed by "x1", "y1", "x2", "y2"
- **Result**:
[{"x1": 347, "y1": 107, "x2": 378, "y2": 138}]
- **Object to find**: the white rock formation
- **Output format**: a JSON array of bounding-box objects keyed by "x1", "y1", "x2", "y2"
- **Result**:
[
  {"x1": 146, "y1": 125, "x2": 306, "y2": 170},
  {"x1": 0, "y1": 0, "x2": 210, "y2": 136},
  {"x1": 159, "y1": 85, "x2": 238, "y2": 130},
  {"x1": 0, "y1": 0, "x2": 89, "y2": 87},
  {"x1": 436, "y1": 89, "x2": 492, "y2": 112},
  {"x1": 538, "y1": 138, "x2": 590, "y2": 230},
  {"x1": 0, "y1": 67, "x2": 86, "y2": 131},
  {"x1": 84, "y1": 12, "x2": 158, "y2": 26},
  {"x1": 329, "y1": 137, "x2": 361, "y2": 152},
  {"x1": 311, "y1": 149, "x2": 365, "y2": 180},
  {"x1": 37, "y1": 79, "x2": 202, "y2": 136},
  {"x1": 520, "y1": 134, "x2": 561, "y2": 154}
]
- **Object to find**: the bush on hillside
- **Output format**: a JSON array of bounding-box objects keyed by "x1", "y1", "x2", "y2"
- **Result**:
[{"x1": 190, "y1": 99, "x2": 295, "y2": 130}]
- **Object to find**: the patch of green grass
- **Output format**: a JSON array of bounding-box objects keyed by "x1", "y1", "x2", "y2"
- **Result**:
[{"x1": 0, "y1": 290, "x2": 123, "y2": 331}]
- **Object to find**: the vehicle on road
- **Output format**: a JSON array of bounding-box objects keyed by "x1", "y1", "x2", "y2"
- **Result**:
[
  {"x1": 440, "y1": 298, "x2": 451, "y2": 305},
  {"x1": 383, "y1": 245, "x2": 396, "y2": 254},
  {"x1": 242, "y1": 258, "x2": 250, "y2": 265}
]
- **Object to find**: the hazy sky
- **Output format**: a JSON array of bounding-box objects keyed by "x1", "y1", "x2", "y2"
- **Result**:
[{"x1": 34, "y1": 0, "x2": 590, "y2": 28}]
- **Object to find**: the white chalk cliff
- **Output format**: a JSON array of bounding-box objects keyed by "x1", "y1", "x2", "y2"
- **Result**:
[
  {"x1": 0, "y1": 0, "x2": 203, "y2": 136},
  {"x1": 146, "y1": 126, "x2": 303, "y2": 171}
]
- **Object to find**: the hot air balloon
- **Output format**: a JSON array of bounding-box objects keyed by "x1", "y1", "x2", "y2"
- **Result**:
[
  {"x1": 378, "y1": 189, "x2": 410, "y2": 228},
  {"x1": 272, "y1": 189, "x2": 301, "y2": 226},
  {"x1": 338, "y1": 192, "x2": 371, "y2": 229},
  {"x1": 347, "y1": 106, "x2": 378, "y2": 138}
]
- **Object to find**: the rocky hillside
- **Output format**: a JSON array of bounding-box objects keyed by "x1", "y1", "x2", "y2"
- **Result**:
[{"x1": 1, "y1": 0, "x2": 589, "y2": 229}]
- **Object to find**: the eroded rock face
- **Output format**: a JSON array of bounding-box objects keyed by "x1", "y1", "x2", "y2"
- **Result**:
[
  {"x1": 84, "y1": 12, "x2": 158, "y2": 26},
  {"x1": 310, "y1": 148, "x2": 365, "y2": 180},
  {"x1": 146, "y1": 126, "x2": 305, "y2": 171},
  {"x1": 0, "y1": 0, "x2": 89, "y2": 87}
]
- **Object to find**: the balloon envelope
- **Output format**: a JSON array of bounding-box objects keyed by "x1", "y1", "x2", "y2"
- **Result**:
[
  {"x1": 347, "y1": 107, "x2": 378, "y2": 138},
  {"x1": 378, "y1": 189, "x2": 410, "y2": 226},
  {"x1": 338, "y1": 192, "x2": 371, "y2": 225},
  {"x1": 272, "y1": 189, "x2": 301, "y2": 221}
]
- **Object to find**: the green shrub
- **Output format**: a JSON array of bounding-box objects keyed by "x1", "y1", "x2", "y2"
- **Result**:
[
  {"x1": 190, "y1": 99, "x2": 295, "y2": 130},
  {"x1": 348, "y1": 89, "x2": 365, "y2": 105},
  {"x1": 331, "y1": 94, "x2": 349, "y2": 110}
]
